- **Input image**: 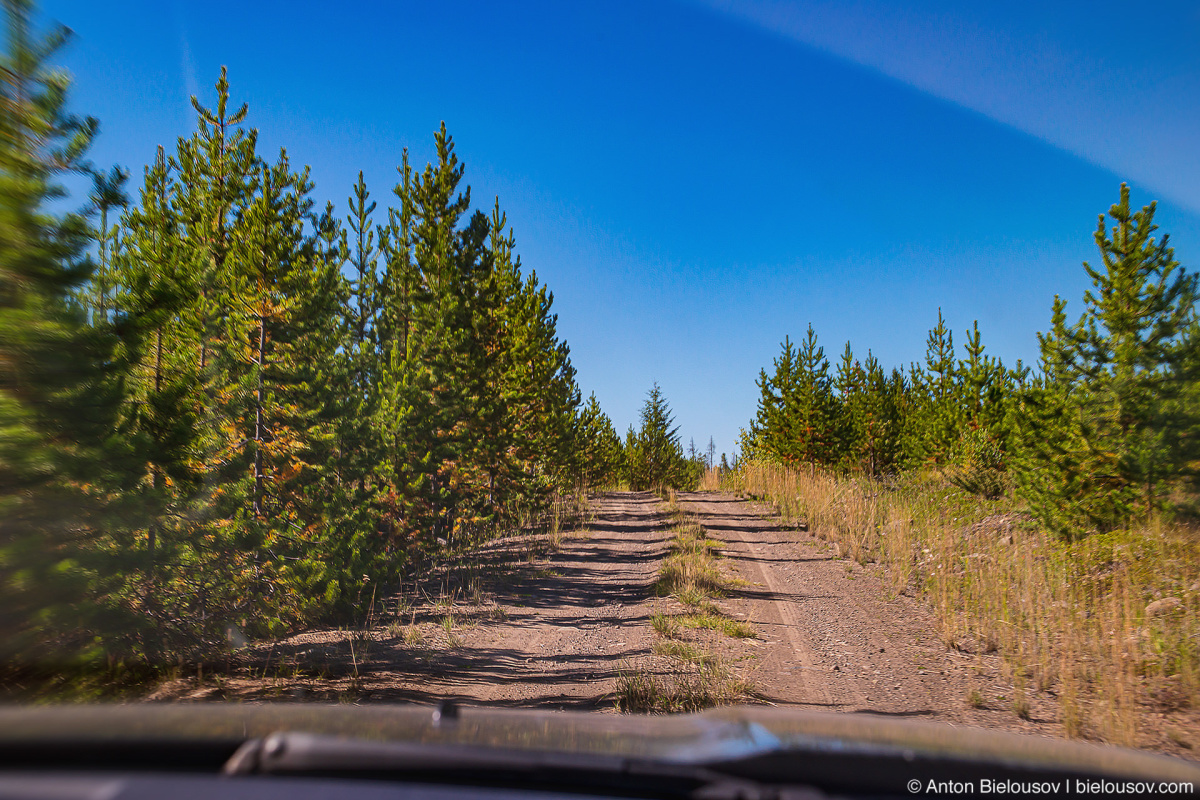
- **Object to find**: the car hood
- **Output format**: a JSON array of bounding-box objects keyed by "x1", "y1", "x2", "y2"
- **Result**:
[{"x1": 0, "y1": 703, "x2": 1196, "y2": 783}]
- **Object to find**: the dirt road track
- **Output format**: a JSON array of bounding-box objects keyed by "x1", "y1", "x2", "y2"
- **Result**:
[
  {"x1": 678, "y1": 493, "x2": 996, "y2": 719},
  {"x1": 152, "y1": 491, "x2": 1066, "y2": 739}
]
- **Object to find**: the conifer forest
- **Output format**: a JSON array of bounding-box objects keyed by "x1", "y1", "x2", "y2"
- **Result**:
[
  {"x1": 741, "y1": 179, "x2": 1199, "y2": 541},
  {"x1": 0, "y1": 3, "x2": 647, "y2": 667},
  {"x1": 3, "y1": 0, "x2": 1200, "y2": 750}
]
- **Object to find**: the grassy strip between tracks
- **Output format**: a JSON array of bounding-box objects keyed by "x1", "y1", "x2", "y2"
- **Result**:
[{"x1": 616, "y1": 499, "x2": 756, "y2": 712}]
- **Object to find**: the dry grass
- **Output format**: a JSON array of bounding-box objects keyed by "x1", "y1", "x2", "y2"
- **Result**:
[
  {"x1": 614, "y1": 660, "x2": 754, "y2": 713},
  {"x1": 697, "y1": 468, "x2": 724, "y2": 492},
  {"x1": 652, "y1": 512, "x2": 755, "y2": 640},
  {"x1": 654, "y1": 519, "x2": 723, "y2": 593},
  {"x1": 653, "y1": 639, "x2": 710, "y2": 663},
  {"x1": 739, "y1": 459, "x2": 1200, "y2": 747},
  {"x1": 651, "y1": 612, "x2": 683, "y2": 639},
  {"x1": 400, "y1": 624, "x2": 426, "y2": 647},
  {"x1": 676, "y1": 586, "x2": 722, "y2": 615},
  {"x1": 679, "y1": 612, "x2": 757, "y2": 639},
  {"x1": 626, "y1": 507, "x2": 759, "y2": 714},
  {"x1": 514, "y1": 488, "x2": 590, "y2": 561}
]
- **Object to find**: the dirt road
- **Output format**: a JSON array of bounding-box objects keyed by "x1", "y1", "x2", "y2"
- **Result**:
[
  {"x1": 151, "y1": 491, "x2": 1064, "y2": 738},
  {"x1": 673, "y1": 493, "x2": 1037, "y2": 726}
]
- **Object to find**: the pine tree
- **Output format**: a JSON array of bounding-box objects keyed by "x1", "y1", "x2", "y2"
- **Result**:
[
  {"x1": 112, "y1": 143, "x2": 205, "y2": 654},
  {"x1": 944, "y1": 321, "x2": 1016, "y2": 499},
  {"x1": 861, "y1": 356, "x2": 905, "y2": 475},
  {"x1": 337, "y1": 173, "x2": 380, "y2": 497},
  {"x1": 1016, "y1": 185, "x2": 1199, "y2": 537},
  {"x1": 393, "y1": 123, "x2": 478, "y2": 548},
  {"x1": 215, "y1": 148, "x2": 350, "y2": 625},
  {"x1": 627, "y1": 384, "x2": 687, "y2": 490},
  {"x1": 83, "y1": 165, "x2": 129, "y2": 321},
  {"x1": 900, "y1": 310, "x2": 960, "y2": 466},
  {"x1": 347, "y1": 171, "x2": 380, "y2": 354},
  {"x1": 378, "y1": 149, "x2": 416, "y2": 368},
  {"x1": 622, "y1": 424, "x2": 640, "y2": 487},
  {"x1": 747, "y1": 336, "x2": 797, "y2": 462},
  {"x1": 832, "y1": 341, "x2": 862, "y2": 467},
  {"x1": 373, "y1": 149, "x2": 418, "y2": 555},
  {"x1": 784, "y1": 325, "x2": 837, "y2": 465},
  {"x1": 834, "y1": 344, "x2": 903, "y2": 474},
  {"x1": 172, "y1": 66, "x2": 258, "y2": 377},
  {"x1": 0, "y1": 0, "x2": 600, "y2": 661},
  {"x1": 0, "y1": 0, "x2": 142, "y2": 663},
  {"x1": 472, "y1": 200, "x2": 522, "y2": 512},
  {"x1": 505, "y1": 267, "x2": 580, "y2": 491},
  {"x1": 575, "y1": 393, "x2": 622, "y2": 488},
  {"x1": 160, "y1": 69, "x2": 264, "y2": 632}
]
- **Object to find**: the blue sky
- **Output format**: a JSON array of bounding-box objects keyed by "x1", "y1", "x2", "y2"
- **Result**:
[{"x1": 42, "y1": 0, "x2": 1200, "y2": 460}]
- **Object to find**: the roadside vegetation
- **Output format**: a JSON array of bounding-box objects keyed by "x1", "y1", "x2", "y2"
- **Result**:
[{"x1": 720, "y1": 183, "x2": 1200, "y2": 746}]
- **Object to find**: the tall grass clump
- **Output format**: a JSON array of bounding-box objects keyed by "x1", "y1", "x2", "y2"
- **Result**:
[
  {"x1": 615, "y1": 659, "x2": 754, "y2": 713},
  {"x1": 655, "y1": 518, "x2": 724, "y2": 599},
  {"x1": 699, "y1": 466, "x2": 743, "y2": 493}
]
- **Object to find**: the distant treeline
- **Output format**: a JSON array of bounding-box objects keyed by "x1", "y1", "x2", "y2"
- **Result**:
[
  {"x1": 743, "y1": 183, "x2": 1200, "y2": 541},
  {"x1": 0, "y1": 1, "x2": 629, "y2": 668},
  {"x1": 577, "y1": 383, "x2": 709, "y2": 494}
]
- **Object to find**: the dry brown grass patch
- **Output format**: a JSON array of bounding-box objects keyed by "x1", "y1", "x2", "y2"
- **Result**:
[{"x1": 614, "y1": 660, "x2": 754, "y2": 713}]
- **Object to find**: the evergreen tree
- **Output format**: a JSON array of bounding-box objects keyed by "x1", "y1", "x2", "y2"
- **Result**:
[
  {"x1": 215, "y1": 148, "x2": 350, "y2": 623},
  {"x1": 0, "y1": 8, "x2": 596, "y2": 662},
  {"x1": 172, "y1": 66, "x2": 258, "y2": 377},
  {"x1": 0, "y1": 0, "x2": 141, "y2": 663},
  {"x1": 621, "y1": 424, "x2": 640, "y2": 487},
  {"x1": 788, "y1": 325, "x2": 837, "y2": 465},
  {"x1": 83, "y1": 164, "x2": 129, "y2": 321},
  {"x1": 833, "y1": 341, "x2": 862, "y2": 467},
  {"x1": 899, "y1": 310, "x2": 960, "y2": 466},
  {"x1": 507, "y1": 268, "x2": 580, "y2": 489},
  {"x1": 392, "y1": 122, "x2": 488, "y2": 548},
  {"x1": 373, "y1": 149, "x2": 418, "y2": 555},
  {"x1": 747, "y1": 335, "x2": 797, "y2": 461},
  {"x1": 835, "y1": 345, "x2": 902, "y2": 474},
  {"x1": 378, "y1": 149, "x2": 416, "y2": 368},
  {"x1": 627, "y1": 384, "x2": 689, "y2": 490},
  {"x1": 346, "y1": 170, "x2": 381, "y2": 356},
  {"x1": 747, "y1": 326, "x2": 837, "y2": 466},
  {"x1": 575, "y1": 392, "x2": 622, "y2": 488},
  {"x1": 1016, "y1": 185, "x2": 1199, "y2": 537},
  {"x1": 111, "y1": 144, "x2": 205, "y2": 654},
  {"x1": 943, "y1": 321, "x2": 1016, "y2": 499}
]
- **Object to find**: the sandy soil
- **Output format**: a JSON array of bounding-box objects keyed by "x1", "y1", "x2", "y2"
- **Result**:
[{"x1": 144, "y1": 490, "x2": 1196, "y2": 757}]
